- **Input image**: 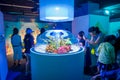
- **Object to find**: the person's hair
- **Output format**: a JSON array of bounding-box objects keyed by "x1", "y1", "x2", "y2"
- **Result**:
[
  {"x1": 79, "y1": 31, "x2": 84, "y2": 35},
  {"x1": 26, "y1": 28, "x2": 33, "y2": 34},
  {"x1": 78, "y1": 31, "x2": 84, "y2": 37},
  {"x1": 118, "y1": 29, "x2": 120, "y2": 33},
  {"x1": 103, "y1": 35, "x2": 116, "y2": 42},
  {"x1": 88, "y1": 26, "x2": 96, "y2": 33},
  {"x1": 79, "y1": 34, "x2": 83, "y2": 37},
  {"x1": 12, "y1": 28, "x2": 19, "y2": 37},
  {"x1": 40, "y1": 28, "x2": 45, "y2": 34},
  {"x1": 95, "y1": 27, "x2": 101, "y2": 34},
  {"x1": 88, "y1": 26, "x2": 101, "y2": 34}
]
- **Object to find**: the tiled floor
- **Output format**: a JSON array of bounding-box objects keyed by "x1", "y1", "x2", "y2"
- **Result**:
[{"x1": 7, "y1": 54, "x2": 92, "y2": 80}]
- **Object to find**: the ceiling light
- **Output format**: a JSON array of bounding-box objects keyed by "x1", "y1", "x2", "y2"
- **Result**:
[
  {"x1": 39, "y1": 0, "x2": 74, "y2": 22},
  {"x1": 104, "y1": 10, "x2": 110, "y2": 15}
]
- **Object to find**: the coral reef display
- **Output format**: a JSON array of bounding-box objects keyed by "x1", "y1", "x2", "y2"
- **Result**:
[{"x1": 34, "y1": 30, "x2": 80, "y2": 54}]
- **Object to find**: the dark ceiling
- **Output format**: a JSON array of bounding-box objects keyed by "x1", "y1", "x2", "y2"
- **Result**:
[{"x1": 0, "y1": 0, "x2": 120, "y2": 19}]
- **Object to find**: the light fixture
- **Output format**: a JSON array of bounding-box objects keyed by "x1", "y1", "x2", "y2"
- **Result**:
[
  {"x1": 40, "y1": 0, "x2": 74, "y2": 22},
  {"x1": 104, "y1": 10, "x2": 110, "y2": 15}
]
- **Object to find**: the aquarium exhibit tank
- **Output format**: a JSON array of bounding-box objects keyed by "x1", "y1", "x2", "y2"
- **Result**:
[{"x1": 30, "y1": 30, "x2": 84, "y2": 80}]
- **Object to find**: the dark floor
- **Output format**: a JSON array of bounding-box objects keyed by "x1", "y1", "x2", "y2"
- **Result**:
[
  {"x1": 7, "y1": 54, "x2": 94, "y2": 80},
  {"x1": 7, "y1": 64, "x2": 31, "y2": 80},
  {"x1": 7, "y1": 64, "x2": 95, "y2": 80},
  {"x1": 7, "y1": 54, "x2": 31, "y2": 80}
]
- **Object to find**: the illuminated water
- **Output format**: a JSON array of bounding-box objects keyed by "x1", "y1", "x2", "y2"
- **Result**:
[{"x1": 34, "y1": 44, "x2": 81, "y2": 54}]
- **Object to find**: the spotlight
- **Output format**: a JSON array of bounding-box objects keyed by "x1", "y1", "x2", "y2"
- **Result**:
[{"x1": 104, "y1": 10, "x2": 110, "y2": 15}]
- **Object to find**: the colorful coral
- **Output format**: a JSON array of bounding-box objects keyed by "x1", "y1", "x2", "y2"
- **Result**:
[{"x1": 45, "y1": 36, "x2": 72, "y2": 54}]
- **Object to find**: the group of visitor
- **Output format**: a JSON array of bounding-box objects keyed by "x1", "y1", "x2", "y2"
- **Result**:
[
  {"x1": 11, "y1": 27, "x2": 45, "y2": 75},
  {"x1": 78, "y1": 27, "x2": 120, "y2": 80}
]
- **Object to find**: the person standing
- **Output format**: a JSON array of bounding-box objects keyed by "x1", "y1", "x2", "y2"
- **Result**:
[
  {"x1": 36, "y1": 28, "x2": 45, "y2": 41},
  {"x1": 87, "y1": 27, "x2": 104, "y2": 56},
  {"x1": 24, "y1": 28, "x2": 34, "y2": 75},
  {"x1": 78, "y1": 31, "x2": 91, "y2": 74},
  {"x1": 84, "y1": 26, "x2": 104, "y2": 74},
  {"x1": 11, "y1": 28, "x2": 22, "y2": 66},
  {"x1": 24, "y1": 28, "x2": 34, "y2": 54}
]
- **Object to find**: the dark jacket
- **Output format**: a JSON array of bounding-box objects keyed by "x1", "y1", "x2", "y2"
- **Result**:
[{"x1": 24, "y1": 34, "x2": 34, "y2": 53}]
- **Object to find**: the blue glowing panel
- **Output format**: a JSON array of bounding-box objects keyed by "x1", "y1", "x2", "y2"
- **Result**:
[{"x1": 40, "y1": 0, "x2": 74, "y2": 22}]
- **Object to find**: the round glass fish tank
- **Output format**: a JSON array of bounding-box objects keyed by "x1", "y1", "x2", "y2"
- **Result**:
[
  {"x1": 34, "y1": 30, "x2": 82, "y2": 55},
  {"x1": 30, "y1": 30, "x2": 84, "y2": 80}
]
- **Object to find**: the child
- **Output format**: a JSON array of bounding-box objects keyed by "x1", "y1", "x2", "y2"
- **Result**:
[
  {"x1": 91, "y1": 48, "x2": 120, "y2": 80},
  {"x1": 78, "y1": 31, "x2": 85, "y2": 47},
  {"x1": 78, "y1": 31, "x2": 91, "y2": 74},
  {"x1": 95, "y1": 35, "x2": 116, "y2": 79}
]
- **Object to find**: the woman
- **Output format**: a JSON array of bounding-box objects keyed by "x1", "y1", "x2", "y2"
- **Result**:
[
  {"x1": 87, "y1": 27, "x2": 104, "y2": 55},
  {"x1": 85, "y1": 26, "x2": 104, "y2": 74},
  {"x1": 11, "y1": 28, "x2": 22, "y2": 66}
]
